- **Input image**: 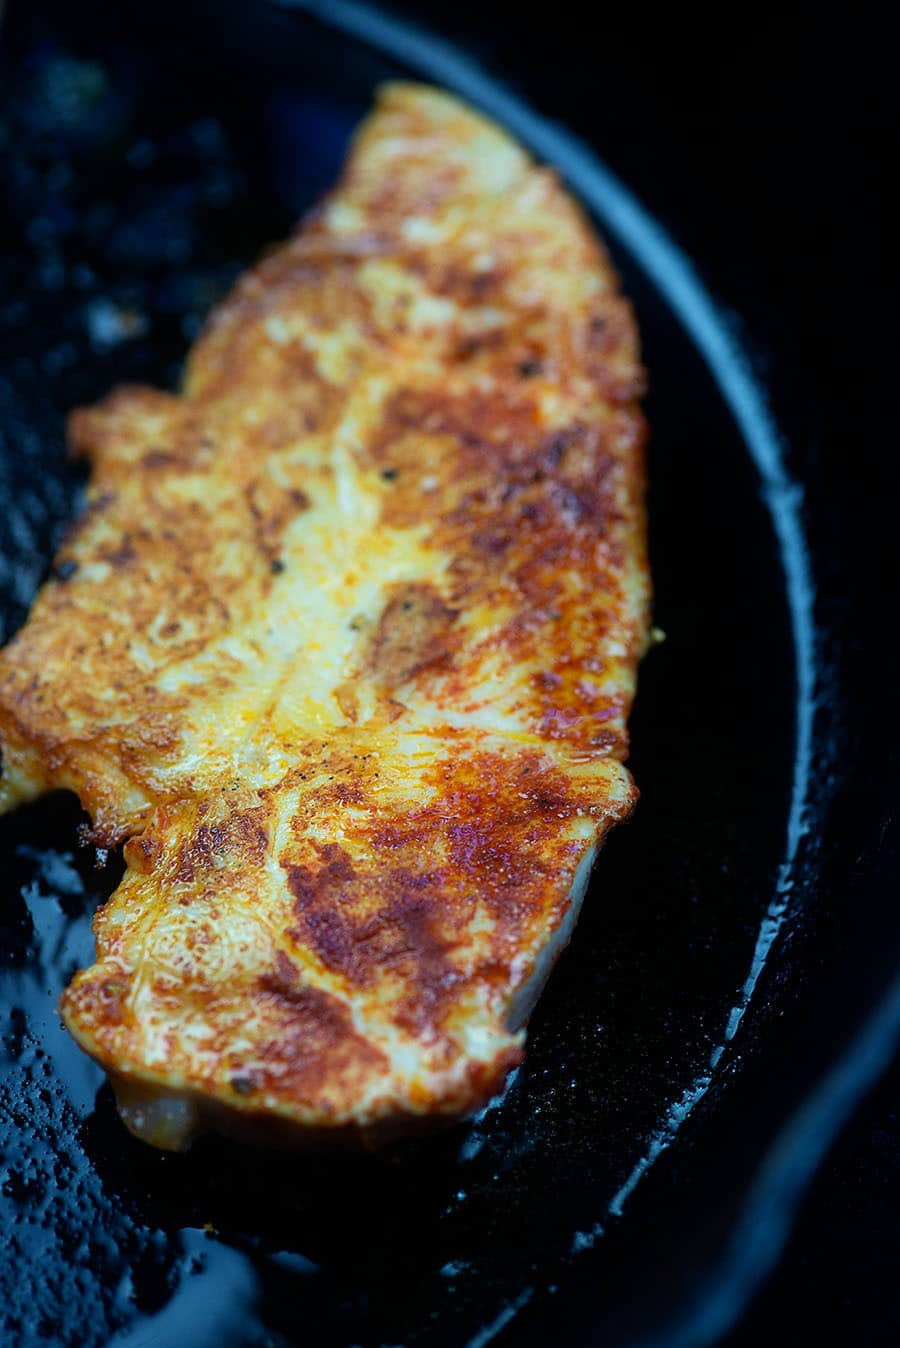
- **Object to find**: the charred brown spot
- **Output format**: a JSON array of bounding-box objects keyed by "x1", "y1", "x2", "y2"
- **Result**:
[
  {"x1": 142, "y1": 449, "x2": 177, "y2": 470},
  {"x1": 272, "y1": 948, "x2": 302, "y2": 990},
  {"x1": 364, "y1": 886, "x2": 459, "y2": 1034},
  {"x1": 102, "y1": 537, "x2": 138, "y2": 569},
  {"x1": 175, "y1": 809, "x2": 269, "y2": 881},
  {"x1": 283, "y1": 837, "x2": 460, "y2": 1027},
  {"x1": 246, "y1": 477, "x2": 312, "y2": 565},
  {"x1": 454, "y1": 338, "x2": 481, "y2": 362},
  {"x1": 433, "y1": 262, "x2": 507, "y2": 302},
  {"x1": 254, "y1": 966, "x2": 389, "y2": 1100},
  {"x1": 287, "y1": 843, "x2": 356, "y2": 903},
  {"x1": 360, "y1": 582, "x2": 458, "y2": 692},
  {"x1": 285, "y1": 844, "x2": 359, "y2": 978},
  {"x1": 543, "y1": 428, "x2": 575, "y2": 468},
  {"x1": 373, "y1": 386, "x2": 538, "y2": 466}
]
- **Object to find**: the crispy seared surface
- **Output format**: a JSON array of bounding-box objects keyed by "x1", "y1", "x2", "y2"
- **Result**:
[{"x1": 0, "y1": 85, "x2": 649, "y2": 1148}]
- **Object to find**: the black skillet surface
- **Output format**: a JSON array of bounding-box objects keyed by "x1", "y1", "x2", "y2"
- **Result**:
[{"x1": 0, "y1": 3, "x2": 894, "y2": 1346}]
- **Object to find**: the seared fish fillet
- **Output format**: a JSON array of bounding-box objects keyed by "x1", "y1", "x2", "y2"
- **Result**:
[{"x1": 0, "y1": 85, "x2": 649, "y2": 1149}]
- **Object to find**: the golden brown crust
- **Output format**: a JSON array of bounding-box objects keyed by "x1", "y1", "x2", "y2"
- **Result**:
[{"x1": 0, "y1": 84, "x2": 650, "y2": 1147}]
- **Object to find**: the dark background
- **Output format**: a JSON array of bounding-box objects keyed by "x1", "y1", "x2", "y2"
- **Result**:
[{"x1": 1, "y1": 1, "x2": 896, "y2": 1344}]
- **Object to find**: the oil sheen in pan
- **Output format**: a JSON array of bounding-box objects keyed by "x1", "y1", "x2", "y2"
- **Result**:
[{"x1": 0, "y1": 4, "x2": 828, "y2": 1348}]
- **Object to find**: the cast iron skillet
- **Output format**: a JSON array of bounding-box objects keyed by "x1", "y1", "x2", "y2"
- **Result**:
[{"x1": 0, "y1": 3, "x2": 892, "y2": 1346}]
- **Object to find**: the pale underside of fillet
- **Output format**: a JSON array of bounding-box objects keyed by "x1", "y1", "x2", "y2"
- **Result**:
[{"x1": 0, "y1": 84, "x2": 650, "y2": 1150}]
